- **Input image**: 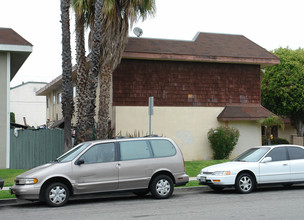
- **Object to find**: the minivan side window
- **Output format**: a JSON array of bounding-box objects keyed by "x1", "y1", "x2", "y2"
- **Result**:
[
  {"x1": 150, "y1": 140, "x2": 176, "y2": 157},
  {"x1": 80, "y1": 143, "x2": 115, "y2": 164},
  {"x1": 287, "y1": 147, "x2": 304, "y2": 160},
  {"x1": 120, "y1": 140, "x2": 152, "y2": 160}
]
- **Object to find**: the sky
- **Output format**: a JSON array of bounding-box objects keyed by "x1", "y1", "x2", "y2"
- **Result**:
[{"x1": 2, "y1": 0, "x2": 304, "y2": 87}]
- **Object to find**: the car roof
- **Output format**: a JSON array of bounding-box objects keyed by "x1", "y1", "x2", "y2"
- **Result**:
[
  {"x1": 254, "y1": 144, "x2": 304, "y2": 149},
  {"x1": 83, "y1": 136, "x2": 172, "y2": 145}
]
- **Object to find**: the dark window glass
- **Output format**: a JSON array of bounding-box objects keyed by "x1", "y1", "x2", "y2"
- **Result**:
[
  {"x1": 120, "y1": 140, "x2": 152, "y2": 160},
  {"x1": 266, "y1": 147, "x2": 288, "y2": 162},
  {"x1": 80, "y1": 143, "x2": 115, "y2": 164},
  {"x1": 287, "y1": 147, "x2": 304, "y2": 160},
  {"x1": 150, "y1": 140, "x2": 176, "y2": 157}
]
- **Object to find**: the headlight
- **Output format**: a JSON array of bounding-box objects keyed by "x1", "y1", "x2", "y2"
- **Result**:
[
  {"x1": 18, "y1": 178, "x2": 38, "y2": 185},
  {"x1": 212, "y1": 171, "x2": 231, "y2": 176}
]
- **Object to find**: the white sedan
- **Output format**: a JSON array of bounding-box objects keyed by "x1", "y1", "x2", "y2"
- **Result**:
[{"x1": 197, "y1": 145, "x2": 304, "y2": 193}]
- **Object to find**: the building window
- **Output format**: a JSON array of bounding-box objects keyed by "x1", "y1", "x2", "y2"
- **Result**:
[
  {"x1": 73, "y1": 86, "x2": 76, "y2": 98},
  {"x1": 46, "y1": 97, "x2": 50, "y2": 108},
  {"x1": 57, "y1": 93, "x2": 62, "y2": 104}
]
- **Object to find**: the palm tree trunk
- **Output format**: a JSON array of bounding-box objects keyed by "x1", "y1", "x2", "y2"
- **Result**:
[
  {"x1": 97, "y1": 66, "x2": 111, "y2": 139},
  {"x1": 60, "y1": 0, "x2": 74, "y2": 152},
  {"x1": 84, "y1": 0, "x2": 104, "y2": 141},
  {"x1": 75, "y1": 14, "x2": 87, "y2": 144}
]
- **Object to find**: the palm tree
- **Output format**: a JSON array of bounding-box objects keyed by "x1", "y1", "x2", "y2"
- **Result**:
[
  {"x1": 72, "y1": 0, "x2": 155, "y2": 141},
  {"x1": 72, "y1": 0, "x2": 94, "y2": 144},
  {"x1": 96, "y1": 0, "x2": 156, "y2": 139},
  {"x1": 60, "y1": 0, "x2": 74, "y2": 152},
  {"x1": 84, "y1": 0, "x2": 104, "y2": 141}
]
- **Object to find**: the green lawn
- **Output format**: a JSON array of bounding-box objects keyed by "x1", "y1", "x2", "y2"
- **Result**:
[
  {"x1": 0, "y1": 160, "x2": 228, "y2": 200},
  {"x1": 0, "y1": 190, "x2": 15, "y2": 199},
  {"x1": 185, "y1": 159, "x2": 229, "y2": 177},
  {"x1": 0, "y1": 169, "x2": 27, "y2": 187}
]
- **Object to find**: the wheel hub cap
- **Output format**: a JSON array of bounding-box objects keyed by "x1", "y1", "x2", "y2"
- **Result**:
[
  {"x1": 49, "y1": 186, "x2": 66, "y2": 204},
  {"x1": 156, "y1": 179, "x2": 170, "y2": 195},
  {"x1": 240, "y1": 176, "x2": 252, "y2": 191}
]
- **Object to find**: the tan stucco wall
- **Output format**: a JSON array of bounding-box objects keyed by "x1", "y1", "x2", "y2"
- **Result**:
[
  {"x1": 114, "y1": 106, "x2": 262, "y2": 161},
  {"x1": 227, "y1": 121, "x2": 262, "y2": 158},
  {"x1": 0, "y1": 52, "x2": 9, "y2": 168}
]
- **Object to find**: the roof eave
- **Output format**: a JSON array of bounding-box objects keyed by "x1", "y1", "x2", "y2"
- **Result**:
[
  {"x1": 123, "y1": 51, "x2": 280, "y2": 67},
  {"x1": 218, "y1": 117, "x2": 267, "y2": 121}
]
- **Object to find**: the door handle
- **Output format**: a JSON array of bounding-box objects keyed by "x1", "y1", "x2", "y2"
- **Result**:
[
  {"x1": 116, "y1": 163, "x2": 121, "y2": 168},
  {"x1": 283, "y1": 164, "x2": 288, "y2": 166}
]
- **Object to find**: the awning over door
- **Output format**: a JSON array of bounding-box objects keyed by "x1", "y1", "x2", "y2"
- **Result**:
[{"x1": 217, "y1": 104, "x2": 276, "y2": 121}]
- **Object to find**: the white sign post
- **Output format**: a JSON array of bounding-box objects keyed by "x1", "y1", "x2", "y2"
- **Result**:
[{"x1": 148, "y1": 97, "x2": 154, "y2": 136}]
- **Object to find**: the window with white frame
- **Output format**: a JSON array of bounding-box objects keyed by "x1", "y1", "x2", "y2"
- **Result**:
[{"x1": 73, "y1": 86, "x2": 76, "y2": 98}]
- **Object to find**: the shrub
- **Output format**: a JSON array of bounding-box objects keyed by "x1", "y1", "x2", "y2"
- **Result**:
[
  {"x1": 262, "y1": 136, "x2": 289, "y2": 145},
  {"x1": 207, "y1": 126, "x2": 240, "y2": 159}
]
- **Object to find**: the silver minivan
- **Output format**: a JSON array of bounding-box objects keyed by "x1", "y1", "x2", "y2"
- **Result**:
[{"x1": 11, "y1": 137, "x2": 189, "y2": 207}]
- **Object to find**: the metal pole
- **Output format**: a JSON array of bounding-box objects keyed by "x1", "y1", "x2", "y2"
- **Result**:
[{"x1": 148, "y1": 97, "x2": 154, "y2": 136}]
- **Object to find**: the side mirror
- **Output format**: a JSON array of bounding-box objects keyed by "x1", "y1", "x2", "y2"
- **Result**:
[
  {"x1": 76, "y1": 159, "x2": 85, "y2": 166},
  {"x1": 261, "y1": 157, "x2": 272, "y2": 163}
]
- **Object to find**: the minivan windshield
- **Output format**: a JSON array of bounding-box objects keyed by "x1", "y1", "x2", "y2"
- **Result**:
[
  {"x1": 56, "y1": 143, "x2": 91, "y2": 162},
  {"x1": 233, "y1": 147, "x2": 270, "y2": 162}
]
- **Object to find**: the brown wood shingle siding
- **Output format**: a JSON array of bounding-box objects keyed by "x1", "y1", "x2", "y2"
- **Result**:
[{"x1": 113, "y1": 59, "x2": 261, "y2": 107}]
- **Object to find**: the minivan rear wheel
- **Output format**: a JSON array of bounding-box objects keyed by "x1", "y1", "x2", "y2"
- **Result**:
[
  {"x1": 44, "y1": 182, "x2": 70, "y2": 207},
  {"x1": 150, "y1": 175, "x2": 174, "y2": 199}
]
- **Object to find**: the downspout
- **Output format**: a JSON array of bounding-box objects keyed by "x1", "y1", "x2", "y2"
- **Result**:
[{"x1": 6, "y1": 52, "x2": 10, "y2": 168}]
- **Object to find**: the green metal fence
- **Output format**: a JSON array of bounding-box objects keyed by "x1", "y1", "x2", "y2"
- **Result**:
[{"x1": 10, "y1": 129, "x2": 64, "y2": 169}]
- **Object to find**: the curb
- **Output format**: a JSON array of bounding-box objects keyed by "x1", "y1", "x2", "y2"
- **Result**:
[
  {"x1": 0, "y1": 198, "x2": 17, "y2": 206},
  {"x1": 0, "y1": 185, "x2": 207, "y2": 207}
]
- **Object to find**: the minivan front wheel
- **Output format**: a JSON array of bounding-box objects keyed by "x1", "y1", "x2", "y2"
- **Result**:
[
  {"x1": 45, "y1": 182, "x2": 70, "y2": 207},
  {"x1": 150, "y1": 175, "x2": 174, "y2": 199}
]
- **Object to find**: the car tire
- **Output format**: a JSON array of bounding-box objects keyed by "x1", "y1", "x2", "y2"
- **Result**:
[
  {"x1": 44, "y1": 182, "x2": 70, "y2": 207},
  {"x1": 209, "y1": 186, "x2": 224, "y2": 192},
  {"x1": 235, "y1": 173, "x2": 255, "y2": 194},
  {"x1": 133, "y1": 189, "x2": 150, "y2": 196},
  {"x1": 150, "y1": 175, "x2": 174, "y2": 199}
]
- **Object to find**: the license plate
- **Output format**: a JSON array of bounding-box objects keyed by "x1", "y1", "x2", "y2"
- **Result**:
[{"x1": 200, "y1": 176, "x2": 206, "y2": 182}]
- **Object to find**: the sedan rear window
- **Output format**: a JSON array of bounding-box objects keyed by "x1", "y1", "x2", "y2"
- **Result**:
[{"x1": 287, "y1": 147, "x2": 304, "y2": 160}]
